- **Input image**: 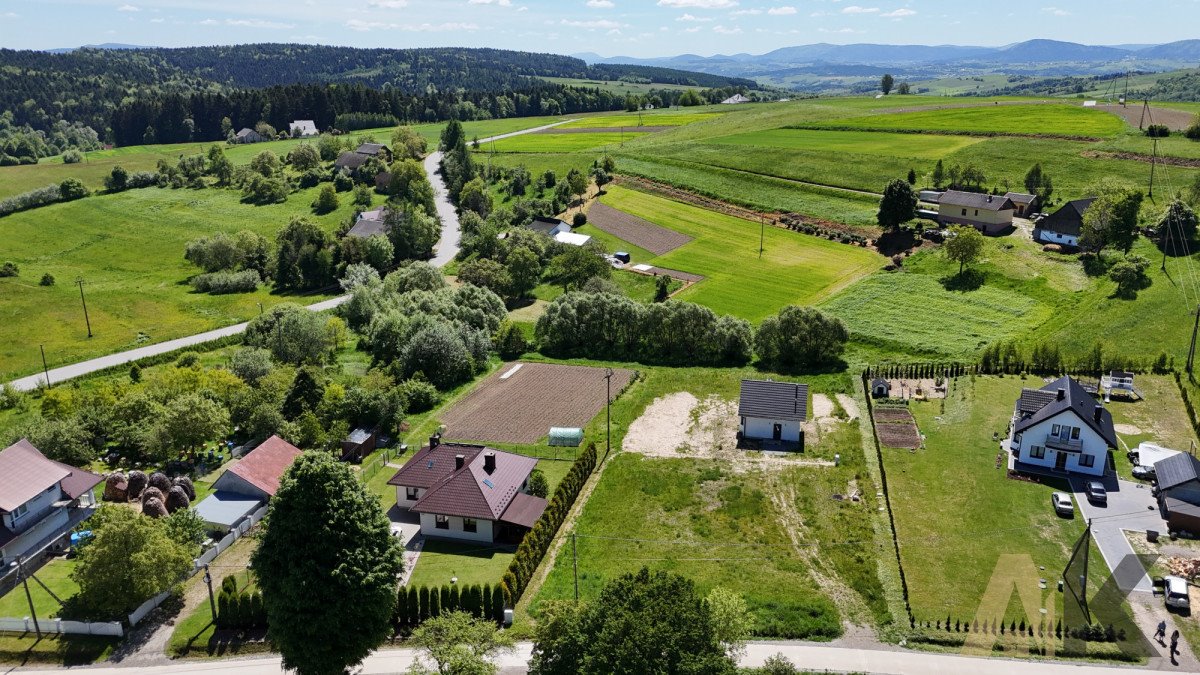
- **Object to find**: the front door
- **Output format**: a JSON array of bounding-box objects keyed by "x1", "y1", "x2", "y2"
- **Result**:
[
  {"x1": 1054, "y1": 452, "x2": 1068, "y2": 471},
  {"x1": 772, "y1": 423, "x2": 782, "y2": 441}
]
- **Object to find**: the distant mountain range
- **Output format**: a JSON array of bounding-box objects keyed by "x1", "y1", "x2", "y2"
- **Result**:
[
  {"x1": 46, "y1": 43, "x2": 151, "y2": 54},
  {"x1": 575, "y1": 39, "x2": 1200, "y2": 84}
]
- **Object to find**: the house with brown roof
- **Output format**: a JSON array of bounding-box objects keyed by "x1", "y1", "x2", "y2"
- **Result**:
[
  {"x1": 937, "y1": 190, "x2": 1016, "y2": 235},
  {"x1": 0, "y1": 439, "x2": 102, "y2": 566},
  {"x1": 194, "y1": 435, "x2": 302, "y2": 532},
  {"x1": 387, "y1": 436, "x2": 547, "y2": 543}
]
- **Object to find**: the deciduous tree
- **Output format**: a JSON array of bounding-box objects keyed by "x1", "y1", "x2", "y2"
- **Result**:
[
  {"x1": 944, "y1": 225, "x2": 985, "y2": 275},
  {"x1": 407, "y1": 611, "x2": 515, "y2": 675},
  {"x1": 755, "y1": 306, "x2": 848, "y2": 371}
]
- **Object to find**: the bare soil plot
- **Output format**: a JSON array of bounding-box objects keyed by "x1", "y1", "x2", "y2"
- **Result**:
[
  {"x1": 588, "y1": 202, "x2": 693, "y2": 256},
  {"x1": 439, "y1": 362, "x2": 634, "y2": 444},
  {"x1": 1097, "y1": 104, "x2": 1195, "y2": 131},
  {"x1": 873, "y1": 406, "x2": 921, "y2": 449}
]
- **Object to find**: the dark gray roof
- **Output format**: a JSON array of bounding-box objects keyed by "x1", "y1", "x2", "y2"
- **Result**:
[
  {"x1": 356, "y1": 143, "x2": 389, "y2": 156},
  {"x1": 1004, "y1": 192, "x2": 1038, "y2": 205},
  {"x1": 738, "y1": 380, "x2": 808, "y2": 422},
  {"x1": 1155, "y1": 452, "x2": 1200, "y2": 491},
  {"x1": 528, "y1": 217, "x2": 567, "y2": 236},
  {"x1": 347, "y1": 217, "x2": 388, "y2": 238},
  {"x1": 1013, "y1": 376, "x2": 1117, "y2": 446},
  {"x1": 871, "y1": 378, "x2": 889, "y2": 389},
  {"x1": 939, "y1": 190, "x2": 1015, "y2": 212},
  {"x1": 335, "y1": 150, "x2": 369, "y2": 170},
  {"x1": 1017, "y1": 389, "x2": 1058, "y2": 415},
  {"x1": 1038, "y1": 198, "x2": 1096, "y2": 237}
]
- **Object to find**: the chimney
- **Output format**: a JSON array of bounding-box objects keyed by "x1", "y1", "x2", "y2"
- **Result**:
[
  {"x1": 1056, "y1": 388, "x2": 1065, "y2": 401},
  {"x1": 455, "y1": 454, "x2": 465, "y2": 470},
  {"x1": 484, "y1": 452, "x2": 496, "y2": 474},
  {"x1": 1094, "y1": 405, "x2": 1103, "y2": 422},
  {"x1": 987, "y1": 195, "x2": 993, "y2": 202},
  {"x1": 429, "y1": 433, "x2": 441, "y2": 450}
]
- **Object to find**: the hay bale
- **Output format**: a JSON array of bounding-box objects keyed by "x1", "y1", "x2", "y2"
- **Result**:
[
  {"x1": 103, "y1": 473, "x2": 128, "y2": 502},
  {"x1": 1042, "y1": 244, "x2": 1063, "y2": 253},
  {"x1": 142, "y1": 497, "x2": 168, "y2": 518},
  {"x1": 141, "y1": 487, "x2": 165, "y2": 505},
  {"x1": 126, "y1": 470, "x2": 148, "y2": 499},
  {"x1": 148, "y1": 471, "x2": 172, "y2": 494},
  {"x1": 173, "y1": 476, "x2": 196, "y2": 501},
  {"x1": 165, "y1": 486, "x2": 191, "y2": 513}
]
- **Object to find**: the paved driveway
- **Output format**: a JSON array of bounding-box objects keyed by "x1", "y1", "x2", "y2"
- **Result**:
[{"x1": 1071, "y1": 476, "x2": 1164, "y2": 593}]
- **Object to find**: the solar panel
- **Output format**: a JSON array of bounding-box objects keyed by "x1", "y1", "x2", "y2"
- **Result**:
[{"x1": 483, "y1": 479, "x2": 495, "y2": 489}]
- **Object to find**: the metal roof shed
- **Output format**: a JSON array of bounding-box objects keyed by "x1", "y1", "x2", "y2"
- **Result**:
[
  {"x1": 548, "y1": 427, "x2": 584, "y2": 447},
  {"x1": 194, "y1": 490, "x2": 263, "y2": 533}
]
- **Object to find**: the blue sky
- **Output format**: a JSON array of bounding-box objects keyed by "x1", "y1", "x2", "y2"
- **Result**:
[{"x1": 2, "y1": 0, "x2": 1196, "y2": 56}]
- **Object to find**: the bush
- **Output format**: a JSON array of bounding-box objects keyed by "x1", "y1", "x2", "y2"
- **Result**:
[
  {"x1": 62, "y1": 149, "x2": 83, "y2": 164},
  {"x1": 190, "y1": 269, "x2": 262, "y2": 294},
  {"x1": 174, "y1": 351, "x2": 201, "y2": 368},
  {"x1": 397, "y1": 378, "x2": 440, "y2": 413},
  {"x1": 572, "y1": 212, "x2": 587, "y2": 227},
  {"x1": 1186, "y1": 115, "x2": 1200, "y2": 140},
  {"x1": 0, "y1": 184, "x2": 62, "y2": 217},
  {"x1": 495, "y1": 321, "x2": 529, "y2": 359},
  {"x1": 59, "y1": 178, "x2": 90, "y2": 201},
  {"x1": 1145, "y1": 124, "x2": 1171, "y2": 138},
  {"x1": 39, "y1": 272, "x2": 55, "y2": 286},
  {"x1": 0, "y1": 261, "x2": 18, "y2": 277},
  {"x1": 127, "y1": 171, "x2": 159, "y2": 188}
]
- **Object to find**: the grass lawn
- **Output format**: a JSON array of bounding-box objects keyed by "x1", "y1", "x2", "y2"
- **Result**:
[
  {"x1": 709, "y1": 129, "x2": 986, "y2": 160},
  {"x1": 477, "y1": 132, "x2": 649, "y2": 154},
  {"x1": 806, "y1": 104, "x2": 1127, "y2": 138},
  {"x1": 1106, "y1": 375, "x2": 1199, "y2": 480},
  {"x1": 407, "y1": 539, "x2": 515, "y2": 588},
  {"x1": 0, "y1": 185, "x2": 358, "y2": 380},
  {"x1": 599, "y1": 185, "x2": 883, "y2": 321},
  {"x1": 0, "y1": 633, "x2": 117, "y2": 666},
  {"x1": 558, "y1": 112, "x2": 724, "y2": 128},
  {"x1": 0, "y1": 558, "x2": 78, "y2": 619},
  {"x1": 532, "y1": 269, "x2": 680, "y2": 305}
]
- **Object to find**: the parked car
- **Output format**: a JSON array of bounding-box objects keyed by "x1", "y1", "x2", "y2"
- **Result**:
[
  {"x1": 1132, "y1": 464, "x2": 1156, "y2": 481},
  {"x1": 1052, "y1": 492, "x2": 1074, "y2": 517},
  {"x1": 1085, "y1": 481, "x2": 1108, "y2": 505},
  {"x1": 1165, "y1": 575, "x2": 1191, "y2": 611}
]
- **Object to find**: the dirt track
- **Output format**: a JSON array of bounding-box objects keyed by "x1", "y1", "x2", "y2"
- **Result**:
[{"x1": 588, "y1": 202, "x2": 693, "y2": 255}]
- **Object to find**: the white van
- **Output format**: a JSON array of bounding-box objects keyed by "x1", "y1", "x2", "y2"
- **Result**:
[{"x1": 1165, "y1": 575, "x2": 1191, "y2": 611}]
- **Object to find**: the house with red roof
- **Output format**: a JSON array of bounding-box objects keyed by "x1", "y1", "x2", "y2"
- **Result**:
[
  {"x1": 387, "y1": 436, "x2": 547, "y2": 543},
  {"x1": 0, "y1": 439, "x2": 102, "y2": 567},
  {"x1": 194, "y1": 435, "x2": 302, "y2": 533}
]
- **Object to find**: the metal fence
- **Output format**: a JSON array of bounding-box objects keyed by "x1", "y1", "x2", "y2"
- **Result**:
[
  {"x1": 0, "y1": 617, "x2": 123, "y2": 637},
  {"x1": 359, "y1": 447, "x2": 396, "y2": 483}
]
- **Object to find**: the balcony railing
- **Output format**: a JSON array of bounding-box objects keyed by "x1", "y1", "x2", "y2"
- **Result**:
[{"x1": 1045, "y1": 434, "x2": 1083, "y2": 452}]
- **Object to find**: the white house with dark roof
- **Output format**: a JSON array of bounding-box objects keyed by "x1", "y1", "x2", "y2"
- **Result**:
[
  {"x1": 0, "y1": 439, "x2": 102, "y2": 566},
  {"x1": 937, "y1": 190, "x2": 1015, "y2": 235},
  {"x1": 386, "y1": 437, "x2": 546, "y2": 543},
  {"x1": 1008, "y1": 376, "x2": 1116, "y2": 477},
  {"x1": 737, "y1": 379, "x2": 808, "y2": 447},
  {"x1": 1034, "y1": 198, "x2": 1096, "y2": 248}
]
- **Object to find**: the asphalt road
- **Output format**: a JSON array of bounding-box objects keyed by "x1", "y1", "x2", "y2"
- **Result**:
[
  {"x1": 11, "y1": 640, "x2": 1177, "y2": 674},
  {"x1": 6, "y1": 120, "x2": 571, "y2": 393},
  {"x1": 1072, "y1": 475, "x2": 1164, "y2": 594}
]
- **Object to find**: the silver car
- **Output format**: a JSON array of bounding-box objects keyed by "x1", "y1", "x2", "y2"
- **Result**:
[{"x1": 1052, "y1": 492, "x2": 1073, "y2": 517}]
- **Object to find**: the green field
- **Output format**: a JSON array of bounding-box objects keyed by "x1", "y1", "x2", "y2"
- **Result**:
[
  {"x1": 709, "y1": 128, "x2": 986, "y2": 159},
  {"x1": 0, "y1": 185, "x2": 360, "y2": 379},
  {"x1": 0, "y1": 558, "x2": 77, "y2": 619},
  {"x1": 540, "y1": 77, "x2": 697, "y2": 95},
  {"x1": 478, "y1": 131, "x2": 648, "y2": 154},
  {"x1": 805, "y1": 103, "x2": 1128, "y2": 138},
  {"x1": 559, "y1": 112, "x2": 724, "y2": 129},
  {"x1": 598, "y1": 185, "x2": 882, "y2": 320}
]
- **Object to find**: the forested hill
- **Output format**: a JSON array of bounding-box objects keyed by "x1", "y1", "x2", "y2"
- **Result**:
[{"x1": 0, "y1": 44, "x2": 756, "y2": 138}]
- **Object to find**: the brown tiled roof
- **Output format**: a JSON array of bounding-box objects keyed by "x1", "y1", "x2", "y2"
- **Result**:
[
  {"x1": 50, "y1": 459, "x2": 103, "y2": 501},
  {"x1": 226, "y1": 435, "x2": 302, "y2": 497},
  {"x1": 499, "y1": 492, "x2": 547, "y2": 529},
  {"x1": 0, "y1": 440, "x2": 71, "y2": 513},
  {"x1": 939, "y1": 190, "x2": 1015, "y2": 212},
  {"x1": 394, "y1": 443, "x2": 538, "y2": 521}
]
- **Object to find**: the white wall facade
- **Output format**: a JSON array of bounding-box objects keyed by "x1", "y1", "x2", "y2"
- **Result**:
[
  {"x1": 0, "y1": 506, "x2": 70, "y2": 565},
  {"x1": 938, "y1": 205, "x2": 1014, "y2": 233},
  {"x1": 211, "y1": 471, "x2": 268, "y2": 500},
  {"x1": 1, "y1": 484, "x2": 62, "y2": 533},
  {"x1": 1034, "y1": 228, "x2": 1078, "y2": 247},
  {"x1": 395, "y1": 485, "x2": 424, "y2": 510},
  {"x1": 1012, "y1": 413, "x2": 1109, "y2": 476},
  {"x1": 740, "y1": 416, "x2": 801, "y2": 443},
  {"x1": 419, "y1": 513, "x2": 495, "y2": 543}
]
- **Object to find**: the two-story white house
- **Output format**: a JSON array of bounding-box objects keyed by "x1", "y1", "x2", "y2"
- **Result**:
[
  {"x1": 0, "y1": 439, "x2": 103, "y2": 567},
  {"x1": 387, "y1": 437, "x2": 547, "y2": 544},
  {"x1": 1009, "y1": 376, "x2": 1117, "y2": 477}
]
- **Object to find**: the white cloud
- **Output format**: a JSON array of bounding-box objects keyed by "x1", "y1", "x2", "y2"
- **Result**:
[
  {"x1": 149, "y1": 16, "x2": 164, "y2": 22},
  {"x1": 657, "y1": 0, "x2": 737, "y2": 8},
  {"x1": 198, "y1": 18, "x2": 219, "y2": 25},
  {"x1": 226, "y1": 18, "x2": 296, "y2": 28},
  {"x1": 841, "y1": 5, "x2": 879, "y2": 13},
  {"x1": 684, "y1": 25, "x2": 702, "y2": 32},
  {"x1": 347, "y1": 18, "x2": 478, "y2": 30},
  {"x1": 676, "y1": 12, "x2": 712, "y2": 21},
  {"x1": 730, "y1": 8, "x2": 761, "y2": 14},
  {"x1": 367, "y1": 0, "x2": 408, "y2": 7},
  {"x1": 767, "y1": 5, "x2": 796, "y2": 14},
  {"x1": 1041, "y1": 6, "x2": 1070, "y2": 15},
  {"x1": 819, "y1": 26, "x2": 864, "y2": 33},
  {"x1": 586, "y1": 0, "x2": 614, "y2": 7},
  {"x1": 712, "y1": 24, "x2": 742, "y2": 33},
  {"x1": 606, "y1": 28, "x2": 621, "y2": 34},
  {"x1": 117, "y1": 4, "x2": 139, "y2": 11},
  {"x1": 468, "y1": 0, "x2": 512, "y2": 5},
  {"x1": 3, "y1": 11, "x2": 19, "y2": 17},
  {"x1": 880, "y1": 7, "x2": 915, "y2": 17},
  {"x1": 560, "y1": 18, "x2": 622, "y2": 28}
]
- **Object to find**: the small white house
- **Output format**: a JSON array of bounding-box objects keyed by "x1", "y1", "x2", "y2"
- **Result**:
[
  {"x1": 937, "y1": 190, "x2": 1015, "y2": 235},
  {"x1": 1009, "y1": 376, "x2": 1116, "y2": 477},
  {"x1": 721, "y1": 94, "x2": 750, "y2": 104},
  {"x1": 289, "y1": 120, "x2": 318, "y2": 137},
  {"x1": 737, "y1": 379, "x2": 807, "y2": 447},
  {"x1": 1033, "y1": 198, "x2": 1095, "y2": 248},
  {"x1": 527, "y1": 217, "x2": 571, "y2": 237}
]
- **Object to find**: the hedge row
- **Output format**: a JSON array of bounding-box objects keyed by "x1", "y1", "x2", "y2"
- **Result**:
[
  {"x1": 913, "y1": 616, "x2": 1125, "y2": 642},
  {"x1": 217, "y1": 589, "x2": 266, "y2": 629},
  {"x1": 502, "y1": 442, "x2": 597, "y2": 605},
  {"x1": 394, "y1": 583, "x2": 505, "y2": 626}
]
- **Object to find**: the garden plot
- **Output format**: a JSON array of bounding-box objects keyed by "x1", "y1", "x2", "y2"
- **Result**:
[
  {"x1": 587, "y1": 202, "x2": 693, "y2": 256},
  {"x1": 872, "y1": 405, "x2": 921, "y2": 449},
  {"x1": 623, "y1": 391, "x2": 833, "y2": 470},
  {"x1": 438, "y1": 362, "x2": 634, "y2": 444}
]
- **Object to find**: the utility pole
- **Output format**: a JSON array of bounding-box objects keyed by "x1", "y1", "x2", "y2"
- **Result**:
[
  {"x1": 572, "y1": 531, "x2": 579, "y2": 602},
  {"x1": 203, "y1": 564, "x2": 217, "y2": 624},
  {"x1": 1188, "y1": 304, "x2": 1200, "y2": 376},
  {"x1": 604, "y1": 368, "x2": 613, "y2": 461},
  {"x1": 759, "y1": 214, "x2": 765, "y2": 259},
  {"x1": 40, "y1": 345, "x2": 51, "y2": 388},
  {"x1": 75, "y1": 276, "x2": 92, "y2": 338},
  {"x1": 1149, "y1": 137, "x2": 1158, "y2": 199},
  {"x1": 16, "y1": 557, "x2": 41, "y2": 638}
]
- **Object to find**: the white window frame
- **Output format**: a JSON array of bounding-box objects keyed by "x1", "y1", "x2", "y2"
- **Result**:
[
  {"x1": 406, "y1": 487, "x2": 419, "y2": 501},
  {"x1": 435, "y1": 515, "x2": 449, "y2": 530}
]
